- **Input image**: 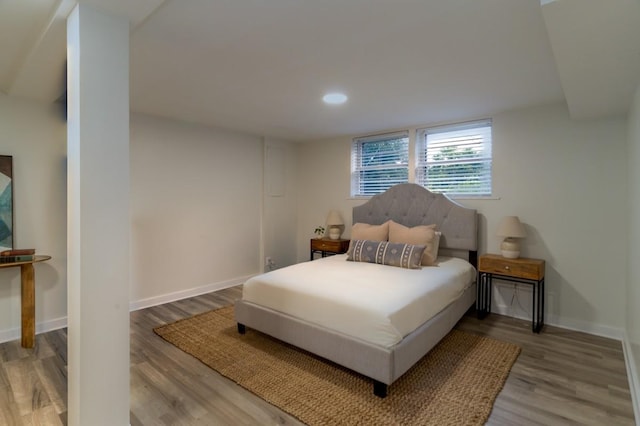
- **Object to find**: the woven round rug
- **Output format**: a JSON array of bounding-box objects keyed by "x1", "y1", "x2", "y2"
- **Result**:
[{"x1": 154, "y1": 306, "x2": 520, "y2": 426}]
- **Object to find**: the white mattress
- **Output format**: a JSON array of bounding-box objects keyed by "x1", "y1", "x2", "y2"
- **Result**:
[{"x1": 241, "y1": 255, "x2": 476, "y2": 348}]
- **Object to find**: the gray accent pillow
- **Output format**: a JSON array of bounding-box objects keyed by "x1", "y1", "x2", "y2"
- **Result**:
[{"x1": 347, "y1": 239, "x2": 425, "y2": 269}]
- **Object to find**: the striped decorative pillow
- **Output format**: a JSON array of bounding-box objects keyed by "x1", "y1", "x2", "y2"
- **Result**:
[{"x1": 347, "y1": 239, "x2": 425, "y2": 269}]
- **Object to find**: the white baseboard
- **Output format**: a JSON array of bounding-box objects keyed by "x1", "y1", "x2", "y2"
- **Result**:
[
  {"x1": 492, "y1": 282, "x2": 623, "y2": 340},
  {"x1": 0, "y1": 275, "x2": 253, "y2": 345},
  {"x1": 545, "y1": 314, "x2": 623, "y2": 340},
  {"x1": 0, "y1": 316, "x2": 67, "y2": 345},
  {"x1": 622, "y1": 331, "x2": 640, "y2": 426},
  {"x1": 128, "y1": 275, "x2": 253, "y2": 312},
  {"x1": 490, "y1": 304, "x2": 622, "y2": 339}
]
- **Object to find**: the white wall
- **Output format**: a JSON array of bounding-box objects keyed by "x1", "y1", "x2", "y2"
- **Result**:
[
  {"x1": 485, "y1": 103, "x2": 627, "y2": 336},
  {"x1": 295, "y1": 132, "x2": 361, "y2": 261},
  {"x1": 296, "y1": 102, "x2": 628, "y2": 337},
  {"x1": 129, "y1": 113, "x2": 264, "y2": 307},
  {"x1": 0, "y1": 94, "x2": 67, "y2": 342},
  {"x1": 626, "y1": 83, "x2": 640, "y2": 419},
  {"x1": 0, "y1": 102, "x2": 297, "y2": 340},
  {"x1": 262, "y1": 138, "x2": 298, "y2": 271},
  {"x1": 0, "y1": 96, "x2": 628, "y2": 343}
]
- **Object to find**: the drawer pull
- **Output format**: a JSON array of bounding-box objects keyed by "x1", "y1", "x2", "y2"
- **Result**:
[{"x1": 504, "y1": 266, "x2": 510, "y2": 270}]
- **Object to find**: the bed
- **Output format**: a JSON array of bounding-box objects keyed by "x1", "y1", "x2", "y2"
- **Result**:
[{"x1": 235, "y1": 183, "x2": 478, "y2": 397}]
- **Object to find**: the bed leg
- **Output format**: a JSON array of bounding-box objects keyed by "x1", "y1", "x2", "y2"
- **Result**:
[
  {"x1": 373, "y1": 380, "x2": 388, "y2": 398},
  {"x1": 237, "y1": 323, "x2": 246, "y2": 334}
]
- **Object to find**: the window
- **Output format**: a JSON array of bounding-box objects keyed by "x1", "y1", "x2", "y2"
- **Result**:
[
  {"x1": 351, "y1": 131, "x2": 409, "y2": 196},
  {"x1": 416, "y1": 119, "x2": 492, "y2": 197}
]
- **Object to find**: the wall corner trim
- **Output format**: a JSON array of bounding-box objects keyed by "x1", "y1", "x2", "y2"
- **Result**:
[{"x1": 622, "y1": 330, "x2": 640, "y2": 426}]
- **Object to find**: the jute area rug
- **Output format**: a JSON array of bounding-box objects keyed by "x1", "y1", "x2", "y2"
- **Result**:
[{"x1": 154, "y1": 306, "x2": 520, "y2": 426}]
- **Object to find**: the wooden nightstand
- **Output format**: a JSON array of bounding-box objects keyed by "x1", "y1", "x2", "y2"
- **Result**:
[
  {"x1": 310, "y1": 238, "x2": 350, "y2": 260},
  {"x1": 477, "y1": 254, "x2": 546, "y2": 333}
]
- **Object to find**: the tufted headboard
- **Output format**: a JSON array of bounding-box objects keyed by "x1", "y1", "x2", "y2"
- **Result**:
[{"x1": 352, "y1": 183, "x2": 478, "y2": 264}]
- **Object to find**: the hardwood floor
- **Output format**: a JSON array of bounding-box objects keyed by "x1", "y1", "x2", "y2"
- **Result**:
[
  {"x1": 456, "y1": 315, "x2": 635, "y2": 425},
  {"x1": 0, "y1": 286, "x2": 635, "y2": 425}
]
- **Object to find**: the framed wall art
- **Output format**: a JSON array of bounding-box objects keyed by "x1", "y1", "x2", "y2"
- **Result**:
[{"x1": 0, "y1": 155, "x2": 13, "y2": 250}]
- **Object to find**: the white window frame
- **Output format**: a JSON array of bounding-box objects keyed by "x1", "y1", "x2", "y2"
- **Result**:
[
  {"x1": 351, "y1": 131, "x2": 409, "y2": 197},
  {"x1": 416, "y1": 119, "x2": 492, "y2": 197}
]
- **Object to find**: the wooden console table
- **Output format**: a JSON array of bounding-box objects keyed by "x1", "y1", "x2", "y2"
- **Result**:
[{"x1": 0, "y1": 255, "x2": 51, "y2": 348}]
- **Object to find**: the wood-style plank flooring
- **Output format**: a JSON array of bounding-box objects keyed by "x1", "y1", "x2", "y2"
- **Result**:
[{"x1": 0, "y1": 286, "x2": 635, "y2": 425}]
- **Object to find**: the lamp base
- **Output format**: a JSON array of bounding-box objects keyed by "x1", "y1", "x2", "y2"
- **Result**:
[
  {"x1": 328, "y1": 227, "x2": 341, "y2": 240},
  {"x1": 500, "y1": 238, "x2": 520, "y2": 259}
]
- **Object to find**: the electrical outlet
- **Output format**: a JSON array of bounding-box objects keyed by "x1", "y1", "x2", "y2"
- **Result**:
[{"x1": 265, "y1": 256, "x2": 272, "y2": 266}]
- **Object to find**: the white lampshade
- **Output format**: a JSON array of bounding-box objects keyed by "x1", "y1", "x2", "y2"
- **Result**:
[
  {"x1": 496, "y1": 216, "x2": 526, "y2": 259},
  {"x1": 496, "y1": 216, "x2": 526, "y2": 238},
  {"x1": 326, "y1": 210, "x2": 344, "y2": 240},
  {"x1": 326, "y1": 210, "x2": 344, "y2": 226}
]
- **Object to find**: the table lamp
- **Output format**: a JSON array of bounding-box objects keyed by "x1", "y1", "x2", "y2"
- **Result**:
[
  {"x1": 496, "y1": 216, "x2": 526, "y2": 259},
  {"x1": 326, "y1": 210, "x2": 344, "y2": 240}
]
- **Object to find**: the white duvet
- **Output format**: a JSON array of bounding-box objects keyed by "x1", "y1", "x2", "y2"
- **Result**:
[{"x1": 242, "y1": 254, "x2": 476, "y2": 348}]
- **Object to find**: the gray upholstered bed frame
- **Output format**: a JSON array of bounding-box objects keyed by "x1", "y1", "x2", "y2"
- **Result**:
[{"x1": 235, "y1": 183, "x2": 478, "y2": 397}]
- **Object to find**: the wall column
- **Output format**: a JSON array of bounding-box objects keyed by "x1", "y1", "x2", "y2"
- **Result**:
[{"x1": 67, "y1": 4, "x2": 130, "y2": 425}]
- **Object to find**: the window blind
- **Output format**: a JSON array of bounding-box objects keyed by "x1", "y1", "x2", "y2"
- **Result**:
[
  {"x1": 416, "y1": 119, "x2": 492, "y2": 197},
  {"x1": 351, "y1": 131, "x2": 409, "y2": 196}
]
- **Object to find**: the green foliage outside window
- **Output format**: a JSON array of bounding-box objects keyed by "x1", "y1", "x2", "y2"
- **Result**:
[
  {"x1": 354, "y1": 135, "x2": 409, "y2": 196},
  {"x1": 423, "y1": 146, "x2": 490, "y2": 195}
]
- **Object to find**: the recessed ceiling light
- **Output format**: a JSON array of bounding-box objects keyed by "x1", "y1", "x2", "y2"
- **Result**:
[{"x1": 323, "y1": 92, "x2": 348, "y2": 105}]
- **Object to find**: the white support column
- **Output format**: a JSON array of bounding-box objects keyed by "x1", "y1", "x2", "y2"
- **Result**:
[{"x1": 67, "y1": 4, "x2": 130, "y2": 425}]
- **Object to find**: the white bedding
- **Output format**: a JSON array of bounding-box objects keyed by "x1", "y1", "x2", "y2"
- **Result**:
[{"x1": 241, "y1": 254, "x2": 476, "y2": 348}]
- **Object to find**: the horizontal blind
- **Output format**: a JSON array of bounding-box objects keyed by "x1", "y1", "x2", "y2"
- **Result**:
[
  {"x1": 351, "y1": 131, "x2": 409, "y2": 196},
  {"x1": 416, "y1": 119, "x2": 492, "y2": 196}
]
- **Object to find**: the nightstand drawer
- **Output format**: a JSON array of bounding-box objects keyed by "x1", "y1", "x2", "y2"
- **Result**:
[
  {"x1": 310, "y1": 238, "x2": 348, "y2": 252},
  {"x1": 479, "y1": 255, "x2": 544, "y2": 280}
]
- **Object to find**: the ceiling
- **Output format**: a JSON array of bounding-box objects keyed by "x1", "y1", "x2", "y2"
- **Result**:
[{"x1": 1, "y1": 0, "x2": 639, "y2": 142}]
